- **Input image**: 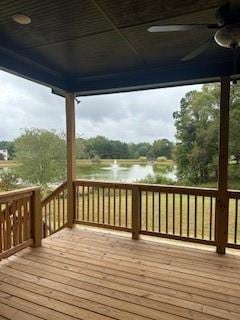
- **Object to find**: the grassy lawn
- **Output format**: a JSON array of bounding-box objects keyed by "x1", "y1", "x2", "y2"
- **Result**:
[{"x1": 0, "y1": 160, "x2": 19, "y2": 168}]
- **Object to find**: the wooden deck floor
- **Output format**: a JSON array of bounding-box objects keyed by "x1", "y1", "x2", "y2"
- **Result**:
[{"x1": 0, "y1": 227, "x2": 240, "y2": 320}]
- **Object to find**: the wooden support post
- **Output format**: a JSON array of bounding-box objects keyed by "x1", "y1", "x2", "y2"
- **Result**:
[
  {"x1": 132, "y1": 186, "x2": 140, "y2": 240},
  {"x1": 216, "y1": 76, "x2": 230, "y2": 254},
  {"x1": 31, "y1": 188, "x2": 42, "y2": 247},
  {"x1": 65, "y1": 92, "x2": 76, "y2": 228}
]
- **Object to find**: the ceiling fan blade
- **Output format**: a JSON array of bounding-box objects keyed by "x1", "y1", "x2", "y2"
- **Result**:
[
  {"x1": 148, "y1": 24, "x2": 218, "y2": 32},
  {"x1": 181, "y1": 39, "x2": 212, "y2": 61}
]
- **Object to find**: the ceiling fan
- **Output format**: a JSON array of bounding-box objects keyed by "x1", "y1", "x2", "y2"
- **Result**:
[{"x1": 148, "y1": 1, "x2": 240, "y2": 61}]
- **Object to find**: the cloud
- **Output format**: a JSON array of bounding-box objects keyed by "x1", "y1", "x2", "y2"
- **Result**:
[{"x1": 0, "y1": 70, "x2": 201, "y2": 142}]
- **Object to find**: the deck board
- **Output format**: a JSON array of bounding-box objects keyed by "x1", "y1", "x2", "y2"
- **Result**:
[{"x1": 1, "y1": 226, "x2": 240, "y2": 320}]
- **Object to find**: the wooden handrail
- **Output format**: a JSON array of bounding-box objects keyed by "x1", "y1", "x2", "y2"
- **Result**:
[
  {"x1": 227, "y1": 190, "x2": 240, "y2": 198},
  {"x1": 41, "y1": 181, "x2": 67, "y2": 206},
  {"x1": 74, "y1": 179, "x2": 218, "y2": 196},
  {"x1": 41, "y1": 182, "x2": 67, "y2": 238},
  {"x1": 0, "y1": 186, "x2": 39, "y2": 203}
]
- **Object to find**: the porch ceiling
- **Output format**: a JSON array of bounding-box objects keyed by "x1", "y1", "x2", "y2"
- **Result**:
[{"x1": 0, "y1": 0, "x2": 239, "y2": 95}]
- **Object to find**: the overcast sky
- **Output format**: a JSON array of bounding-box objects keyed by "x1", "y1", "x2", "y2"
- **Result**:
[{"x1": 0, "y1": 70, "x2": 201, "y2": 143}]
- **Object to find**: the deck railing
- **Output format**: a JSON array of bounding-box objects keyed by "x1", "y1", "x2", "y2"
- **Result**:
[
  {"x1": 139, "y1": 184, "x2": 217, "y2": 245},
  {"x1": 74, "y1": 180, "x2": 133, "y2": 232},
  {"x1": 41, "y1": 182, "x2": 67, "y2": 238},
  {"x1": 227, "y1": 190, "x2": 240, "y2": 248},
  {"x1": 0, "y1": 187, "x2": 41, "y2": 259},
  {"x1": 1, "y1": 180, "x2": 239, "y2": 260},
  {"x1": 74, "y1": 180, "x2": 219, "y2": 246}
]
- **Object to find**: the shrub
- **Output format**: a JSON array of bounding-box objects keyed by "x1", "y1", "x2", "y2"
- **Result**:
[
  {"x1": 157, "y1": 156, "x2": 167, "y2": 162},
  {"x1": 0, "y1": 170, "x2": 18, "y2": 191},
  {"x1": 138, "y1": 156, "x2": 147, "y2": 162},
  {"x1": 91, "y1": 155, "x2": 101, "y2": 164}
]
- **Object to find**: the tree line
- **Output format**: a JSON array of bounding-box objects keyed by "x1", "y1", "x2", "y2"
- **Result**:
[
  {"x1": 0, "y1": 135, "x2": 175, "y2": 162},
  {"x1": 76, "y1": 136, "x2": 174, "y2": 160}
]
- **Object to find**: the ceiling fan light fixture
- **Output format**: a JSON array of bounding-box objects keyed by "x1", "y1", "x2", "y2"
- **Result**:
[
  {"x1": 12, "y1": 13, "x2": 31, "y2": 25},
  {"x1": 214, "y1": 24, "x2": 240, "y2": 48}
]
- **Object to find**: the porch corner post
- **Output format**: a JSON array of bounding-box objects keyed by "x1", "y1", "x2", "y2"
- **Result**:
[
  {"x1": 216, "y1": 76, "x2": 230, "y2": 254},
  {"x1": 65, "y1": 92, "x2": 76, "y2": 228},
  {"x1": 132, "y1": 186, "x2": 140, "y2": 240}
]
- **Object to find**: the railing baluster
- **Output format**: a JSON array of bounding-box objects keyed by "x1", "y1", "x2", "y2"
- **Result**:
[
  {"x1": 0, "y1": 205, "x2": 2, "y2": 253},
  {"x1": 194, "y1": 195, "x2": 197, "y2": 238},
  {"x1": 173, "y1": 193, "x2": 175, "y2": 235},
  {"x1": 12, "y1": 201, "x2": 17, "y2": 246},
  {"x1": 92, "y1": 187, "x2": 95, "y2": 222},
  {"x1": 202, "y1": 196, "x2": 205, "y2": 239},
  {"x1": 108, "y1": 188, "x2": 110, "y2": 225},
  {"x1": 63, "y1": 188, "x2": 66, "y2": 224},
  {"x1": 97, "y1": 187, "x2": 100, "y2": 223},
  {"x1": 57, "y1": 194, "x2": 60, "y2": 229},
  {"x1": 166, "y1": 193, "x2": 168, "y2": 234},
  {"x1": 180, "y1": 194, "x2": 182, "y2": 236},
  {"x1": 125, "y1": 189, "x2": 128, "y2": 227},
  {"x1": 209, "y1": 197, "x2": 213, "y2": 240},
  {"x1": 53, "y1": 197, "x2": 56, "y2": 231},
  {"x1": 113, "y1": 188, "x2": 116, "y2": 225},
  {"x1": 146, "y1": 191, "x2": 148, "y2": 231},
  {"x1": 76, "y1": 186, "x2": 79, "y2": 221},
  {"x1": 82, "y1": 186, "x2": 85, "y2": 221},
  {"x1": 87, "y1": 186, "x2": 90, "y2": 221},
  {"x1": 234, "y1": 199, "x2": 238, "y2": 244},
  {"x1": 158, "y1": 192, "x2": 161, "y2": 233},
  {"x1": 119, "y1": 189, "x2": 121, "y2": 227},
  {"x1": 152, "y1": 192, "x2": 154, "y2": 232},
  {"x1": 187, "y1": 194, "x2": 190, "y2": 237},
  {"x1": 103, "y1": 188, "x2": 105, "y2": 224}
]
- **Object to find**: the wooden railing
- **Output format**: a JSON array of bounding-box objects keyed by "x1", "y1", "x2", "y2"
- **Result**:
[
  {"x1": 74, "y1": 180, "x2": 219, "y2": 246},
  {"x1": 139, "y1": 184, "x2": 217, "y2": 245},
  {"x1": 2, "y1": 180, "x2": 238, "y2": 260},
  {"x1": 0, "y1": 187, "x2": 41, "y2": 260},
  {"x1": 41, "y1": 182, "x2": 67, "y2": 238},
  {"x1": 227, "y1": 190, "x2": 240, "y2": 248},
  {"x1": 74, "y1": 180, "x2": 132, "y2": 232}
]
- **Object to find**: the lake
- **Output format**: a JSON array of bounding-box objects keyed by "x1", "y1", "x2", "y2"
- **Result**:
[
  {"x1": 0, "y1": 160, "x2": 177, "y2": 184},
  {"x1": 76, "y1": 161, "x2": 176, "y2": 183}
]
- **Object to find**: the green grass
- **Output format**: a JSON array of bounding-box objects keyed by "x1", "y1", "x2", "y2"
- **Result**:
[{"x1": 0, "y1": 160, "x2": 19, "y2": 168}]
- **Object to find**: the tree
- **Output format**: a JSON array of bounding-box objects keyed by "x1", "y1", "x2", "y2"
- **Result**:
[
  {"x1": 229, "y1": 84, "x2": 240, "y2": 163},
  {"x1": 76, "y1": 137, "x2": 87, "y2": 159},
  {"x1": 15, "y1": 129, "x2": 66, "y2": 185},
  {"x1": 152, "y1": 138, "x2": 174, "y2": 159},
  {"x1": 173, "y1": 84, "x2": 220, "y2": 183}
]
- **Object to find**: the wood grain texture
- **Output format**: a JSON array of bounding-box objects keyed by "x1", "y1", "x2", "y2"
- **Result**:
[{"x1": 1, "y1": 226, "x2": 240, "y2": 320}]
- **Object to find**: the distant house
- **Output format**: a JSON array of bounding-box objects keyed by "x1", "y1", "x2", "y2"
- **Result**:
[{"x1": 0, "y1": 149, "x2": 8, "y2": 160}]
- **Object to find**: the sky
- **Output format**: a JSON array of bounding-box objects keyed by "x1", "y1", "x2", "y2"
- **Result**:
[{"x1": 0, "y1": 70, "x2": 201, "y2": 143}]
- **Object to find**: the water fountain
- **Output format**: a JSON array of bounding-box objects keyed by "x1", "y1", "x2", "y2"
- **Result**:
[{"x1": 111, "y1": 159, "x2": 119, "y2": 169}]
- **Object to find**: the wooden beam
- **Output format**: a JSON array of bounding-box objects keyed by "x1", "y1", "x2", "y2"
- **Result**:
[
  {"x1": 215, "y1": 76, "x2": 230, "y2": 254},
  {"x1": 132, "y1": 186, "x2": 140, "y2": 240},
  {"x1": 65, "y1": 92, "x2": 76, "y2": 227},
  {"x1": 31, "y1": 188, "x2": 42, "y2": 247}
]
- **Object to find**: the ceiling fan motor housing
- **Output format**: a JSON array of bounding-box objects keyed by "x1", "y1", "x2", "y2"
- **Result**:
[{"x1": 214, "y1": 24, "x2": 240, "y2": 48}]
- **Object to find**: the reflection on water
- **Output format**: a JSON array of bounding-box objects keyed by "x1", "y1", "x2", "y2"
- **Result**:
[
  {"x1": 77, "y1": 163, "x2": 176, "y2": 182},
  {"x1": 1, "y1": 163, "x2": 176, "y2": 184}
]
